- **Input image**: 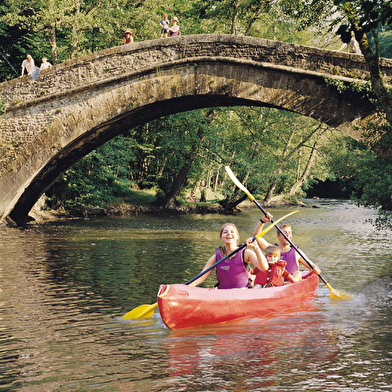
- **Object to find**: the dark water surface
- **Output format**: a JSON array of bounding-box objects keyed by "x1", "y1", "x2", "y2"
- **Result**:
[{"x1": 0, "y1": 199, "x2": 391, "y2": 391}]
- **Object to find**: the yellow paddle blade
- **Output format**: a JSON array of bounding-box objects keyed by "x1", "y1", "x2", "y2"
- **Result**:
[
  {"x1": 255, "y1": 210, "x2": 298, "y2": 239},
  {"x1": 325, "y1": 283, "x2": 353, "y2": 300},
  {"x1": 225, "y1": 166, "x2": 255, "y2": 201},
  {"x1": 122, "y1": 303, "x2": 158, "y2": 319}
]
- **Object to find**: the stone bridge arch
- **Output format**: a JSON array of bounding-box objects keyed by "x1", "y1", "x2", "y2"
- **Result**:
[{"x1": 1, "y1": 34, "x2": 391, "y2": 225}]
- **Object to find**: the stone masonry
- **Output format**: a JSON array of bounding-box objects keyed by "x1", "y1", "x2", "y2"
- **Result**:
[{"x1": 0, "y1": 34, "x2": 391, "y2": 225}]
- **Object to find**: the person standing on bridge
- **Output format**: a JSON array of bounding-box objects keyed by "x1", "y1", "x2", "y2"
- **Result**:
[
  {"x1": 160, "y1": 14, "x2": 169, "y2": 38},
  {"x1": 339, "y1": 33, "x2": 361, "y2": 54},
  {"x1": 123, "y1": 30, "x2": 134, "y2": 44},
  {"x1": 168, "y1": 17, "x2": 180, "y2": 37}
]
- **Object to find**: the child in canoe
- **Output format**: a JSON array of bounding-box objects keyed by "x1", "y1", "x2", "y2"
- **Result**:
[
  {"x1": 190, "y1": 223, "x2": 268, "y2": 289},
  {"x1": 251, "y1": 245, "x2": 299, "y2": 288},
  {"x1": 254, "y1": 214, "x2": 321, "y2": 281}
]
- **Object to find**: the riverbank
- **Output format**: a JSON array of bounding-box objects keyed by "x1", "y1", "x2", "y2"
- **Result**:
[{"x1": 28, "y1": 194, "x2": 306, "y2": 224}]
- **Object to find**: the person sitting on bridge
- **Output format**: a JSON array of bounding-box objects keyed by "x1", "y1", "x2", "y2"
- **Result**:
[
  {"x1": 40, "y1": 57, "x2": 52, "y2": 71},
  {"x1": 339, "y1": 33, "x2": 361, "y2": 54},
  {"x1": 188, "y1": 192, "x2": 197, "y2": 202},
  {"x1": 21, "y1": 54, "x2": 40, "y2": 78}
]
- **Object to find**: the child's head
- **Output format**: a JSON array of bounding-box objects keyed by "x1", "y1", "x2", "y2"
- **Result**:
[
  {"x1": 163, "y1": 14, "x2": 168, "y2": 19},
  {"x1": 42, "y1": 57, "x2": 47, "y2": 62},
  {"x1": 265, "y1": 245, "x2": 280, "y2": 263}
]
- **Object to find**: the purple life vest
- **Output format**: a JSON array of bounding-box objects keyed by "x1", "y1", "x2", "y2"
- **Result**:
[
  {"x1": 279, "y1": 246, "x2": 298, "y2": 275},
  {"x1": 215, "y1": 248, "x2": 249, "y2": 289}
]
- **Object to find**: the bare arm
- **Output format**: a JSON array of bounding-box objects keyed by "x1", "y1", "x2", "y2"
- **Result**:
[
  {"x1": 189, "y1": 254, "x2": 216, "y2": 286},
  {"x1": 286, "y1": 272, "x2": 299, "y2": 283},
  {"x1": 253, "y1": 212, "x2": 273, "y2": 251},
  {"x1": 245, "y1": 238, "x2": 268, "y2": 271},
  {"x1": 298, "y1": 254, "x2": 321, "y2": 275}
]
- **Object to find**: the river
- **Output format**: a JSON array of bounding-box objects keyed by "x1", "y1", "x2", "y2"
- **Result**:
[{"x1": 0, "y1": 199, "x2": 391, "y2": 391}]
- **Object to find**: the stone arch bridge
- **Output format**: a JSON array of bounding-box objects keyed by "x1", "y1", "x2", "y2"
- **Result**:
[{"x1": 1, "y1": 34, "x2": 391, "y2": 226}]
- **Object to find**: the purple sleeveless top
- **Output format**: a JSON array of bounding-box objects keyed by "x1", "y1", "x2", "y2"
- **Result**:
[
  {"x1": 215, "y1": 248, "x2": 249, "y2": 289},
  {"x1": 279, "y1": 246, "x2": 298, "y2": 275}
]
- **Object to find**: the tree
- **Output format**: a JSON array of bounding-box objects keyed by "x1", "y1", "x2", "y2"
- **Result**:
[
  {"x1": 288, "y1": 129, "x2": 326, "y2": 196},
  {"x1": 0, "y1": 0, "x2": 167, "y2": 77},
  {"x1": 124, "y1": 110, "x2": 217, "y2": 207},
  {"x1": 188, "y1": 0, "x2": 335, "y2": 45},
  {"x1": 323, "y1": 136, "x2": 392, "y2": 230},
  {"x1": 336, "y1": 0, "x2": 392, "y2": 124},
  {"x1": 0, "y1": 0, "x2": 75, "y2": 65},
  {"x1": 296, "y1": 0, "x2": 392, "y2": 156},
  {"x1": 46, "y1": 134, "x2": 138, "y2": 213},
  {"x1": 204, "y1": 107, "x2": 337, "y2": 209}
]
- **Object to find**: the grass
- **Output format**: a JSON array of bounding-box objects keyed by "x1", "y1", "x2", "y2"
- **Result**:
[
  {"x1": 113, "y1": 187, "x2": 230, "y2": 208},
  {"x1": 113, "y1": 188, "x2": 157, "y2": 206}
]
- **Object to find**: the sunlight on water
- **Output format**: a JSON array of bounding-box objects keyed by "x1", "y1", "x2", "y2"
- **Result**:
[{"x1": 0, "y1": 199, "x2": 391, "y2": 391}]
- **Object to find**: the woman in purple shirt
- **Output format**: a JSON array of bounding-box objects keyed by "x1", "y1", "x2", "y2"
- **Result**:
[
  {"x1": 190, "y1": 223, "x2": 268, "y2": 289},
  {"x1": 169, "y1": 17, "x2": 180, "y2": 37}
]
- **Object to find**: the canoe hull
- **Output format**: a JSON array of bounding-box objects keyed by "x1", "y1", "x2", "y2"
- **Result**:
[{"x1": 157, "y1": 272, "x2": 319, "y2": 330}]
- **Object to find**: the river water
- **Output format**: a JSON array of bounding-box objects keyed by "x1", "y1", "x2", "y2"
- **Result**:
[{"x1": 0, "y1": 199, "x2": 391, "y2": 391}]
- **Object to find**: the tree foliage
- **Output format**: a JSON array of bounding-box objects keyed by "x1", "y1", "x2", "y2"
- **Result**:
[
  {"x1": 323, "y1": 137, "x2": 392, "y2": 230},
  {"x1": 45, "y1": 135, "x2": 139, "y2": 213}
]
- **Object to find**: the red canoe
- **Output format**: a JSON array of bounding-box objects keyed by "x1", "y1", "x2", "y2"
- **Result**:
[{"x1": 157, "y1": 271, "x2": 319, "y2": 330}]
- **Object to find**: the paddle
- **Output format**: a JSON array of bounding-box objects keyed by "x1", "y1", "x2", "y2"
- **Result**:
[
  {"x1": 225, "y1": 165, "x2": 353, "y2": 300},
  {"x1": 121, "y1": 210, "x2": 298, "y2": 319}
]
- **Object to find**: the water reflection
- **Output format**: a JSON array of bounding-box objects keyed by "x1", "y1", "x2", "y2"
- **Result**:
[
  {"x1": 163, "y1": 307, "x2": 334, "y2": 370},
  {"x1": 0, "y1": 200, "x2": 391, "y2": 391}
]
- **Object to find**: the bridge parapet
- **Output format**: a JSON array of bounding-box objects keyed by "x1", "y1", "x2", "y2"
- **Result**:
[{"x1": 1, "y1": 34, "x2": 391, "y2": 106}]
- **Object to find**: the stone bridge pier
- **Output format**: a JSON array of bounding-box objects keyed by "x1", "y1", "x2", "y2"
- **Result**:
[{"x1": 0, "y1": 34, "x2": 391, "y2": 225}]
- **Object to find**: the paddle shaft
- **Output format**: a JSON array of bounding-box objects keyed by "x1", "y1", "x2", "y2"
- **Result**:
[{"x1": 253, "y1": 199, "x2": 329, "y2": 286}]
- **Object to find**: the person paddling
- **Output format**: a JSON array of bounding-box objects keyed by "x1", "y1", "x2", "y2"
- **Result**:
[
  {"x1": 253, "y1": 214, "x2": 321, "y2": 281},
  {"x1": 190, "y1": 223, "x2": 268, "y2": 289}
]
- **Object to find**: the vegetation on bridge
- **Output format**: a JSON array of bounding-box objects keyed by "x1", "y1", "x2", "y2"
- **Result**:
[{"x1": 1, "y1": 0, "x2": 391, "y2": 229}]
